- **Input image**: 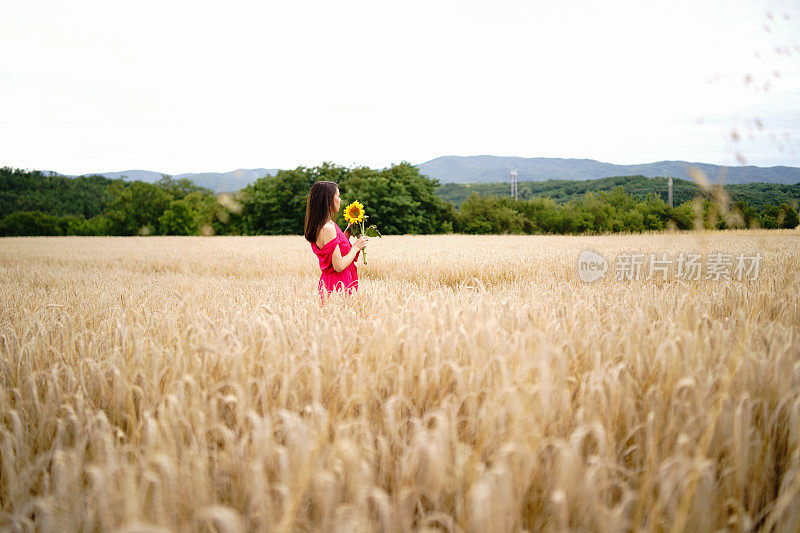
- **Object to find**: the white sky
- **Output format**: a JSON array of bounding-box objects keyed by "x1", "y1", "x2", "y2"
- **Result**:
[{"x1": 1, "y1": 0, "x2": 799, "y2": 175}]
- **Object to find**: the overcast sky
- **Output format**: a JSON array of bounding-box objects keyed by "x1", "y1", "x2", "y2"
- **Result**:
[{"x1": 1, "y1": 0, "x2": 799, "y2": 175}]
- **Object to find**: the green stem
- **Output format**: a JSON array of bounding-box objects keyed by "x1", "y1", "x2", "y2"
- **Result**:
[{"x1": 361, "y1": 220, "x2": 367, "y2": 265}]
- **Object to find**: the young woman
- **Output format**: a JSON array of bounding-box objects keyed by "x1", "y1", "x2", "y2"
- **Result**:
[{"x1": 304, "y1": 181, "x2": 368, "y2": 300}]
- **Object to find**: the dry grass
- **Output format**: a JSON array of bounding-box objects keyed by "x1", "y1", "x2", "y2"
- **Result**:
[{"x1": 1, "y1": 230, "x2": 799, "y2": 532}]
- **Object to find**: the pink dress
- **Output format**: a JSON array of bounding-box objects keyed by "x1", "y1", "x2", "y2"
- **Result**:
[{"x1": 311, "y1": 223, "x2": 359, "y2": 300}]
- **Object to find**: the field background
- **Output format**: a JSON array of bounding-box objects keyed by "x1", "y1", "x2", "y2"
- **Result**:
[{"x1": 1, "y1": 230, "x2": 799, "y2": 531}]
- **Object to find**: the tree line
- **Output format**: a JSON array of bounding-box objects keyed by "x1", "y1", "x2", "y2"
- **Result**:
[
  {"x1": 1, "y1": 165, "x2": 798, "y2": 237},
  {"x1": 0, "y1": 167, "x2": 235, "y2": 236},
  {"x1": 455, "y1": 188, "x2": 798, "y2": 233},
  {"x1": 437, "y1": 175, "x2": 800, "y2": 210}
]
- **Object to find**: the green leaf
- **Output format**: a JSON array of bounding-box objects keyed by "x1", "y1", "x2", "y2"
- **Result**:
[{"x1": 365, "y1": 225, "x2": 382, "y2": 237}]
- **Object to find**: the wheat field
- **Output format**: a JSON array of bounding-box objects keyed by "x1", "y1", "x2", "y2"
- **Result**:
[{"x1": 1, "y1": 230, "x2": 799, "y2": 532}]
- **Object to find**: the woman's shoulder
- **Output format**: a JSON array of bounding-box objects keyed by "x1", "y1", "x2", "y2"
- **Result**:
[
  {"x1": 317, "y1": 222, "x2": 338, "y2": 248},
  {"x1": 326, "y1": 221, "x2": 344, "y2": 236}
]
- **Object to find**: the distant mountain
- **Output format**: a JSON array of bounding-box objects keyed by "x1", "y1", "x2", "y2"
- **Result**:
[
  {"x1": 39, "y1": 156, "x2": 800, "y2": 192},
  {"x1": 171, "y1": 169, "x2": 278, "y2": 192},
  {"x1": 73, "y1": 168, "x2": 279, "y2": 192},
  {"x1": 86, "y1": 170, "x2": 166, "y2": 182},
  {"x1": 416, "y1": 156, "x2": 800, "y2": 185}
]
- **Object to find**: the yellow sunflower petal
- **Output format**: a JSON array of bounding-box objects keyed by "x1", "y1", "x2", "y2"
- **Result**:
[{"x1": 344, "y1": 201, "x2": 366, "y2": 224}]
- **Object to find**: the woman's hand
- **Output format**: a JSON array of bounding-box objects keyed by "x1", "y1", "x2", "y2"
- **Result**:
[{"x1": 353, "y1": 236, "x2": 369, "y2": 250}]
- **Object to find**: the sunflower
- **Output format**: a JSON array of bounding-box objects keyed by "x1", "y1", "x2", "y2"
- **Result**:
[{"x1": 343, "y1": 201, "x2": 366, "y2": 224}]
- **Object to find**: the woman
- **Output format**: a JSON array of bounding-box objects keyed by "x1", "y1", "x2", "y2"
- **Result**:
[{"x1": 304, "y1": 181, "x2": 368, "y2": 300}]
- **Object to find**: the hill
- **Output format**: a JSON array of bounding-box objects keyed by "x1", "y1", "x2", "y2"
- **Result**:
[
  {"x1": 45, "y1": 168, "x2": 280, "y2": 193},
  {"x1": 34, "y1": 156, "x2": 800, "y2": 192},
  {"x1": 417, "y1": 155, "x2": 800, "y2": 185}
]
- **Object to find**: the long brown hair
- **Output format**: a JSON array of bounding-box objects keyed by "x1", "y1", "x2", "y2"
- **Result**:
[{"x1": 304, "y1": 181, "x2": 338, "y2": 243}]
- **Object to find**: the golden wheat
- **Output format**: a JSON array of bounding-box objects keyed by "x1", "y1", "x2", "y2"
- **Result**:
[{"x1": 1, "y1": 230, "x2": 798, "y2": 531}]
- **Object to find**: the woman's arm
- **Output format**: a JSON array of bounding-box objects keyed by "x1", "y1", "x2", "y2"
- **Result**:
[
  {"x1": 332, "y1": 235, "x2": 368, "y2": 272},
  {"x1": 320, "y1": 223, "x2": 367, "y2": 272},
  {"x1": 332, "y1": 244, "x2": 360, "y2": 273}
]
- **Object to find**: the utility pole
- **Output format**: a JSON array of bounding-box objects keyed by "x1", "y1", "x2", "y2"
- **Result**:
[
  {"x1": 510, "y1": 169, "x2": 518, "y2": 200},
  {"x1": 668, "y1": 176, "x2": 673, "y2": 208}
]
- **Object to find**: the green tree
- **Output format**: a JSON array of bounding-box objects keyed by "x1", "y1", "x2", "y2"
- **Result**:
[
  {"x1": 0, "y1": 211, "x2": 62, "y2": 236},
  {"x1": 339, "y1": 166, "x2": 421, "y2": 234},
  {"x1": 669, "y1": 201, "x2": 695, "y2": 230},
  {"x1": 381, "y1": 162, "x2": 455, "y2": 233},
  {"x1": 58, "y1": 215, "x2": 95, "y2": 236},
  {"x1": 456, "y1": 194, "x2": 525, "y2": 234},
  {"x1": 728, "y1": 200, "x2": 759, "y2": 228},
  {"x1": 581, "y1": 191, "x2": 617, "y2": 232},
  {"x1": 156, "y1": 175, "x2": 212, "y2": 199},
  {"x1": 562, "y1": 205, "x2": 594, "y2": 233},
  {"x1": 340, "y1": 163, "x2": 455, "y2": 234},
  {"x1": 238, "y1": 168, "x2": 317, "y2": 235},
  {"x1": 104, "y1": 180, "x2": 172, "y2": 235},
  {"x1": 236, "y1": 162, "x2": 354, "y2": 235},
  {"x1": 159, "y1": 199, "x2": 198, "y2": 235},
  {"x1": 515, "y1": 196, "x2": 561, "y2": 233},
  {"x1": 620, "y1": 209, "x2": 645, "y2": 232},
  {"x1": 700, "y1": 198, "x2": 728, "y2": 230},
  {"x1": 87, "y1": 215, "x2": 114, "y2": 235},
  {"x1": 759, "y1": 205, "x2": 779, "y2": 229},
  {"x1": 454, "y1": 194, "x2": 496, "y2": 234},
  {"x1": 237, "y1": 162, "x2": 454, "y2": 235},
  {"x1": 777, "y1": 203, "x2": 799, "y2": 229},
  {"x1": 0, "y1": 167, "x2": 112, "y2": 219}
]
